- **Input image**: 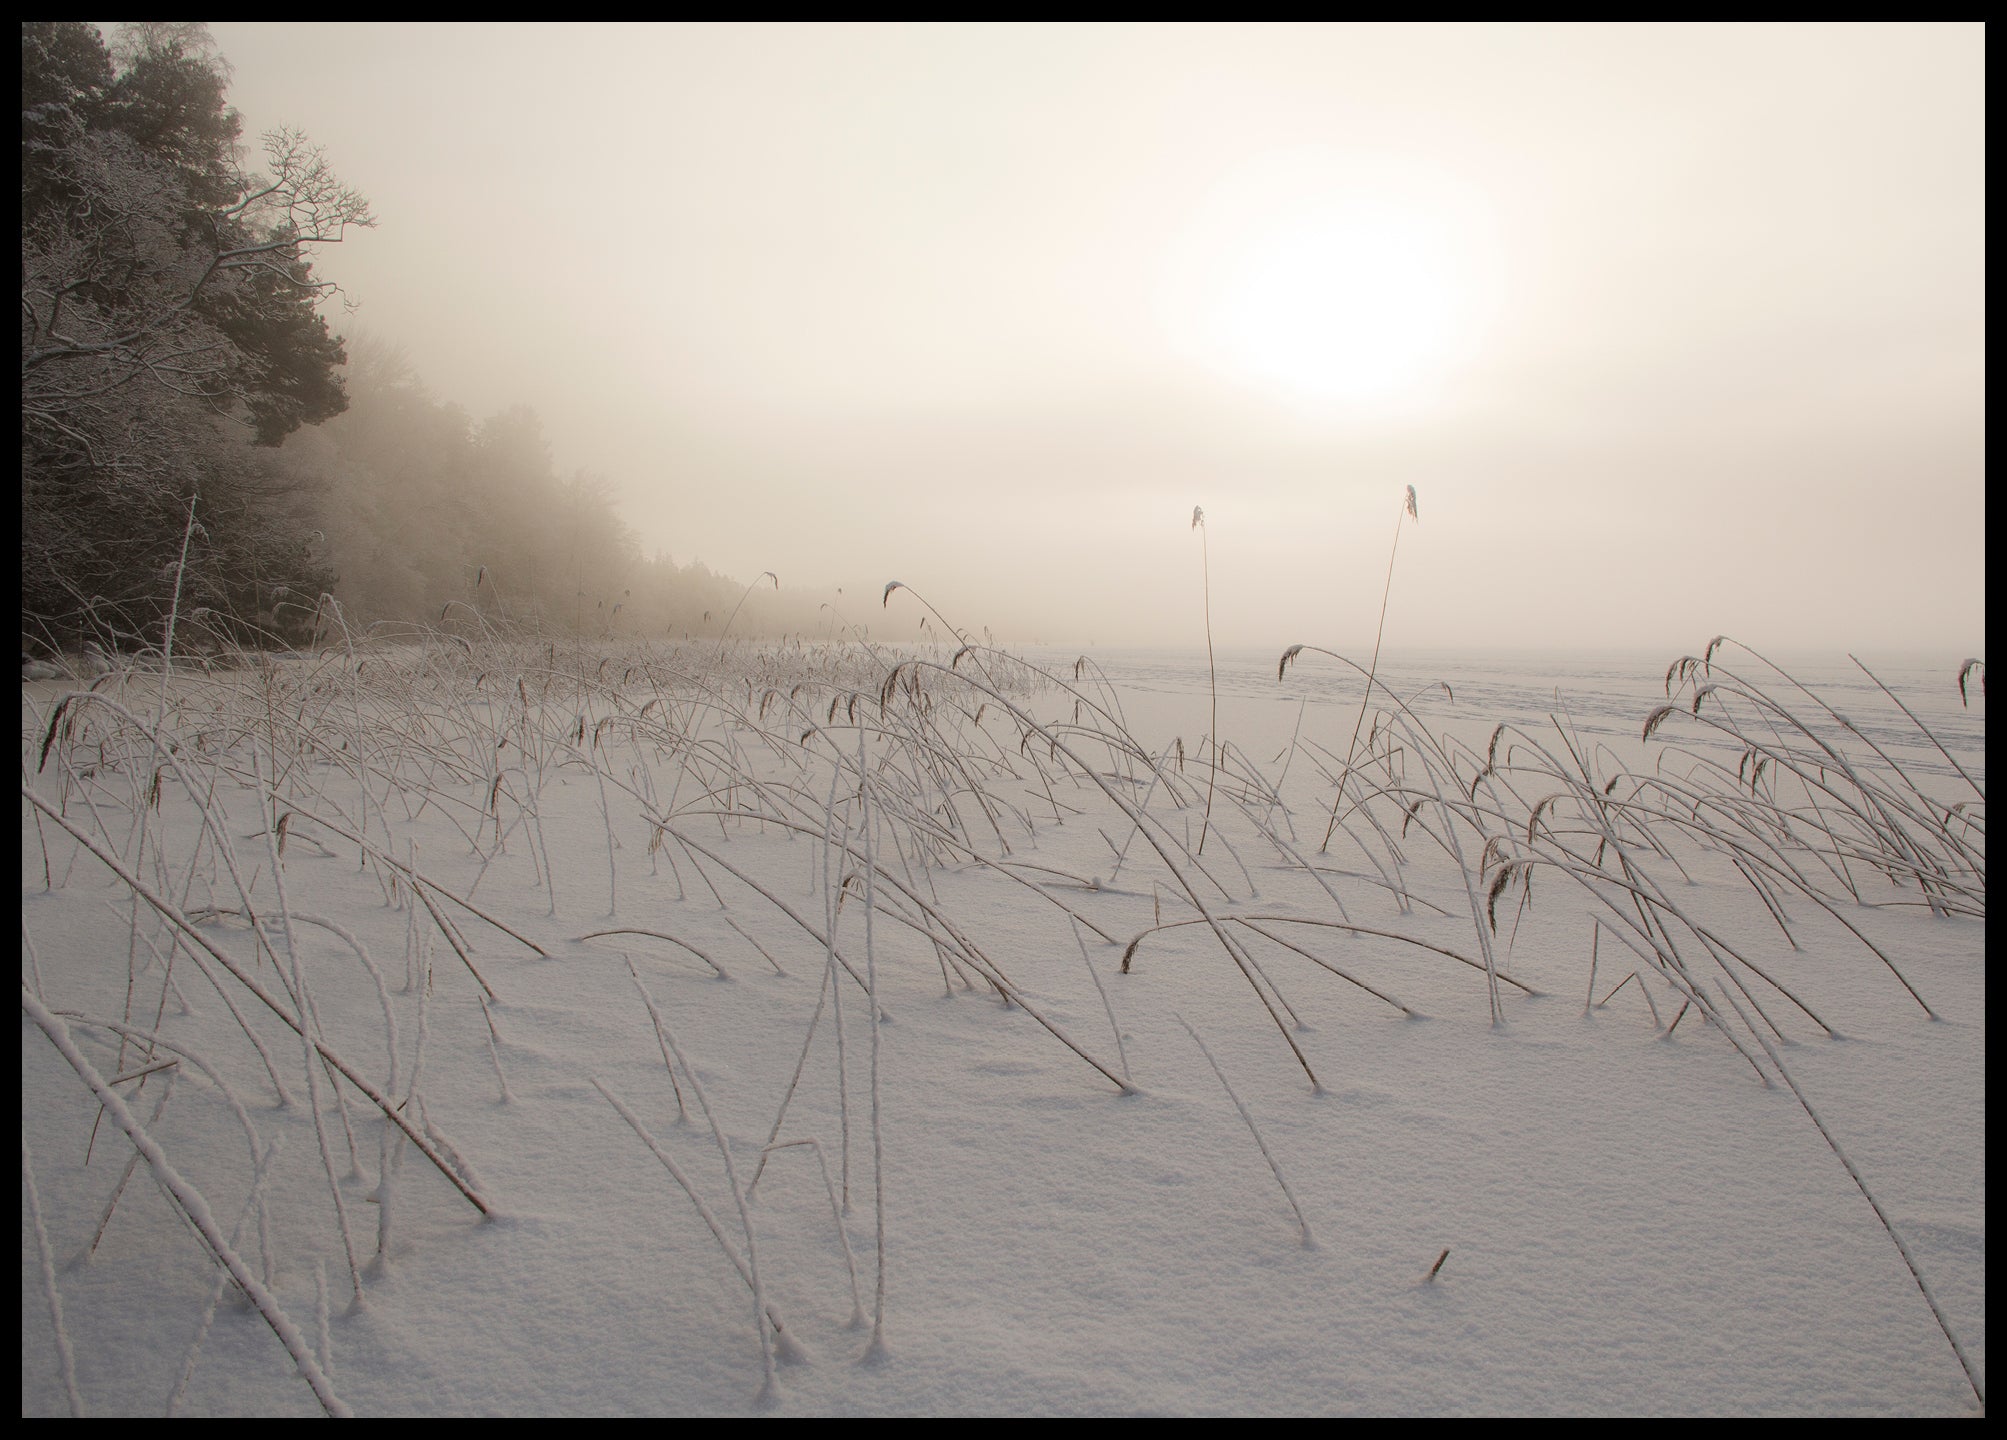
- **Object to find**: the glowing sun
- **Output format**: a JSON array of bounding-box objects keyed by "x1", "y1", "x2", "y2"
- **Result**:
[
  {"x1": 1159, "y1": 155, "x2": 1490, "y2": 410},
  {"x1": 1213, "y1": 206, "x2": 1461, "y2": 404}
]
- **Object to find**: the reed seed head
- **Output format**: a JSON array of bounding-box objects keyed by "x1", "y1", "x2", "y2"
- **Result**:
[{"x1": 1957, "y1": 658, "x2": 1984, "y2": 706}]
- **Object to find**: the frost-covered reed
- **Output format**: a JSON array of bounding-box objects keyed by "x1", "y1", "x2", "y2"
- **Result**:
[{"x1": 19, "y1": 589, "x2": 1982, "y2": 1412}]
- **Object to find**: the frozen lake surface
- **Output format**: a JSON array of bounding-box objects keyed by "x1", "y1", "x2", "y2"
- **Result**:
[{"x1": 22, "y1": 639, "x2": 1985, "y2": 1414}]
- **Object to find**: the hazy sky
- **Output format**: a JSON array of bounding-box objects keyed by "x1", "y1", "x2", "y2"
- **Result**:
[{"x1": 203, "y1": 22, "x2": 1984, "y2": 654}]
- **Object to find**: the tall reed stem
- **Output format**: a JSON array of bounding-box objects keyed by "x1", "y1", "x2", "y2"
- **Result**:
[
  {"x1": 1321, "y1": 485, "x2": 1417, "y2": 854},
  {"x1": 1193, "y1": 507, "x2": 1218, "y2": 855}
]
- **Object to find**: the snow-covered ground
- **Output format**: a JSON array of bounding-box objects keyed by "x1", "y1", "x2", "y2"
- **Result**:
[{"x1": 21, "y1": 637, "x2": 1985, "y2": 1414}]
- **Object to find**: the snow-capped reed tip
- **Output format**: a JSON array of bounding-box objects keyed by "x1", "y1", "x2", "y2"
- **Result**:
[{"x1": 1956, "y1": 658, "x2": 1983, "y2": 706}]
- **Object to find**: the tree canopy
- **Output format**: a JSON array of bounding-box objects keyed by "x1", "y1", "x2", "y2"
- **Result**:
[
  {"x1": 21, "y1": 21, "x2": 368, "y2": 651},
  {"x1": 22, "y1": 23, "x2": 810, "y2": 659}
]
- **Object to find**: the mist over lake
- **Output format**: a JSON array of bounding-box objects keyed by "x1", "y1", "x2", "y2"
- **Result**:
[{"x1": 22, "y1": 21, "x2": 1983, "y2": 1419}]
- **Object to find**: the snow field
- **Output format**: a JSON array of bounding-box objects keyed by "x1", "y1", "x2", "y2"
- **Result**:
[{"x1": 21, "y1": 636, "x2": 1985, "y2": 1413}]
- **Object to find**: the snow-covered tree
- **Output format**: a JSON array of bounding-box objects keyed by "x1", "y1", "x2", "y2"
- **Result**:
[{"x1": 21, "y1": 21, "x2": 369, "y2": 651}]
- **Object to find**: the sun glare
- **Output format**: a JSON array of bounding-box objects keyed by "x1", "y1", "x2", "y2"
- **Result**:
[
  {"x1": 1214, "y1": 207, "x2": 1460, "y2": 404},
  {"x1": 1158, "y1": 152, "x2": 1491, "y2": 411}
]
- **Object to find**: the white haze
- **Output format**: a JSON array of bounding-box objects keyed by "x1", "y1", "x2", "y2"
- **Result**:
[{"x1": 203, "y1": 22, "x2": 1984, "y2": 655}]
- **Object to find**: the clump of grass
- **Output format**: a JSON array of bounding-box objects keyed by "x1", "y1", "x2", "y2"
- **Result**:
[
  {"x1": 20, "y1": 592, "x2": 1983, "y2": 1411},
  {"x1": 1650, "y1": 636, "x2": 1983, "y2": 936}
]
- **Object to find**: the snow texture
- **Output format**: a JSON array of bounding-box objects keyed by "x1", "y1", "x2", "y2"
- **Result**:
[{"x1": 21, "y1": 641, "x2": 1984, "y2": 1414}]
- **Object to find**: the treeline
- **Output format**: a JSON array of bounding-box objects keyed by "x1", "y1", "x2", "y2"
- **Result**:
[
  {"x1": 273, "y1": 340, "x2": 813, "y2": 643},
  {"x1": 21, "y1": 22, "x2": 814, "y2": 661}
]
